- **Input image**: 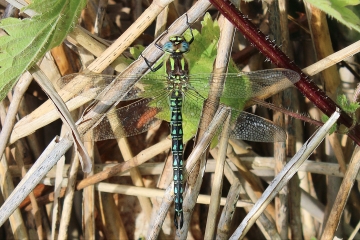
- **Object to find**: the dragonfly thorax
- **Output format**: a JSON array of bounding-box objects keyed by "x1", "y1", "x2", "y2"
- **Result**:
[{"x1": 167, "y1": 75, "x2": 190, "y2": 93}]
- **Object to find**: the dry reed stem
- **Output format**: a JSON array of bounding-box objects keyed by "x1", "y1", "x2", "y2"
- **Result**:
[
  {"x1": 0, "y1": 73, "x2": 34, "y2": 239},
  {"x1": 270, "y1": 1, "x2": 290, "y2": 238},
  {"x1": 29, "y1": 65, "x2": 92, "y2": 172},
  {"x1": 11, "y1": 143, "x2": 44, "y2": 239},
  {"x1": 29, "y1": 179, "x2": 254, "y2": 208},
  {"x1": 0, "y1": 73, "x2": 33, "y2": 162},
  {"x1": 204, "y1": 111, "x2": 231, "y2": 239},
  {"x1": 10, "y1": 157, "x2": 359, "y2": 181},
  {"x1": 321, "y1": 146, "x2": 360, "y2": 239},
  {"x1": 57, "y1": 152, "x2": 80, "y2": 240},
  {"x1": 203, "y1": 15, "x2": 236, "y2": 239},
  {"x1": 83, "y1": 141, "x2": 95, "y2": 240},
  {"x1": 216, "y1": 180, "x2": 241, "y2": 239},
  {"x1": 0, "y1": 108, "x2": 28, "y2": 239},
  {"x1": 68, "y1": 26, "x2": 129, "y2": 72}
]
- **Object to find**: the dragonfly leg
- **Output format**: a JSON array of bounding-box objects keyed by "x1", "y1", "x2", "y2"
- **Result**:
[
  {"x1": 153, "y1": 29, "x2": 170, "y2": 51},
  {"x1": 154, "y1": 41, "x2": 164, "y2": 51},
  {"x1": 184, "y1": 14, "x2": 194, "y2": 45},
  {"x1": 140, "y1": 53, "x2": 164, "y2": 72}
]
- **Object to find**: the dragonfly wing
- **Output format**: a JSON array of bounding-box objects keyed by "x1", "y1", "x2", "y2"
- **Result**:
[
  {"x1": 229, "y1": 110, "x2": 286, "y2": 142},
  {"x1": 181, "y1": 89, "x2": 208, "y2": 140},
  {"x1": 56, "y1": 73, "x2": 149, "y2": 101},
  {"x1": 84, "y1": 98, "x2": 164, "y2": 141},
  {"x1": 244, "y1": 69, "x2": 300, "y2": 98},
  {"x1": 188, "y1": 69, "x2": 300, "y2": 100},
  {"x1": 57, "y1": 73, "x2": 115, "y2": 99}
]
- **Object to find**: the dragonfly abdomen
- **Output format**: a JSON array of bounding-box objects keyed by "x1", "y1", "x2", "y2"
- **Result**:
[{"x1": 170, "y1": 90, "x2": 184, "y2": 229}]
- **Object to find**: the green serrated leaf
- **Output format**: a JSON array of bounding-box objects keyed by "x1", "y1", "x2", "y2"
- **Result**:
[
  {"x1": 304, "y1": 0, "x2": 360, "y2": 33},
  {"x1": 333, "y1": 0, "x2": 360, "y2": 7},
  {"x1": 336, "y1": 94, "x2": 360, "y2": 113},
  {"x1": 322, "y1": 94, "x2": 359, "y2": 134},
  {"x1": 0, "y1": 0, "x2": 87, "y2": 100}
]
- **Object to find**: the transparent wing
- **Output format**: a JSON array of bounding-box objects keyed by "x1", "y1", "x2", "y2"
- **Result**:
[
  {"x1": 56, "y1": 69, "x2": 299, "y2": 102},
  {"x1": 56, "y1": 73, "x2": 168, "y2": 101},
  {"x1": 84, "y1": 97, "x2": 167, "y2": 141},
  {"x1": 188, "y1": 69, "x2": 300, "y2": 100},
  {"x1": 228, "y1": 110, "x2": 286, "y2": 142}
]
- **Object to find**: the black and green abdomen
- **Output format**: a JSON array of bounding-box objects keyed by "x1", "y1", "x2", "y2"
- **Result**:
[{"x1": 170, "y1": 90, "x2": 184, "y2": 229}]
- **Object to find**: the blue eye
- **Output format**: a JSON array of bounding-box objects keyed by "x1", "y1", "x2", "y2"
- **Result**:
[
  {"x1": 163, "y1": 42, "x2": 174, "y2": 53},
  {"x1": 180, "y1": 42, "x2": 189, "y2": 52}
]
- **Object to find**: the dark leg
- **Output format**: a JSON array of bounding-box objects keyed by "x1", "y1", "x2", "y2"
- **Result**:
[
  {"x1": 185, "y1": 14, "x2": 194, "y2": 44},
  {"x1": 140, "y1": 53, "x2": 164, "y2": 72}
]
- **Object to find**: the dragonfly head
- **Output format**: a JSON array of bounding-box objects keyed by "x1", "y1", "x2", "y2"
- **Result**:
[{"x1": 163, "y1": 35, "x2": 190, "y2": 55}]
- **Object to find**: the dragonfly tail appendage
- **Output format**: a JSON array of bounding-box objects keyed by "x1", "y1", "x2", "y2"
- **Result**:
[{"x1": 174, "y1": 210, "x2": 184, "y2": 230}]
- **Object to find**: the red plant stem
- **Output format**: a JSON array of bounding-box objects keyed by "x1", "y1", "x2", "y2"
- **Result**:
[{"x1": 209, "y1": 0, "x2": 360, "y2": 145}]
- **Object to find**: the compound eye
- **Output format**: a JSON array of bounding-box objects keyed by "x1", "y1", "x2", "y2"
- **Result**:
[
  {"x1": 163, "y1": 42, "x2": 174, "y2": 53},
  {"x1": 179, "y1": 42, "x2": 189, "y2": 52}
]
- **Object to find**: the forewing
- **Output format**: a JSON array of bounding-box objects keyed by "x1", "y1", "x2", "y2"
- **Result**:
[
  {"x1": 244, "y1": 69, "x2": 300, "y2": 98},
  {"x1": 56, "y1": 73, "x2": 167, "y2": 101},
  {"x1": 188, "y1": 69, "x2": 300, "y2": 100}
]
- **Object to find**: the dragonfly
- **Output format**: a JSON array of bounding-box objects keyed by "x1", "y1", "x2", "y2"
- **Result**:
[{"x1": 57, "y1": 29, "x2": 300, "y2": 229}]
